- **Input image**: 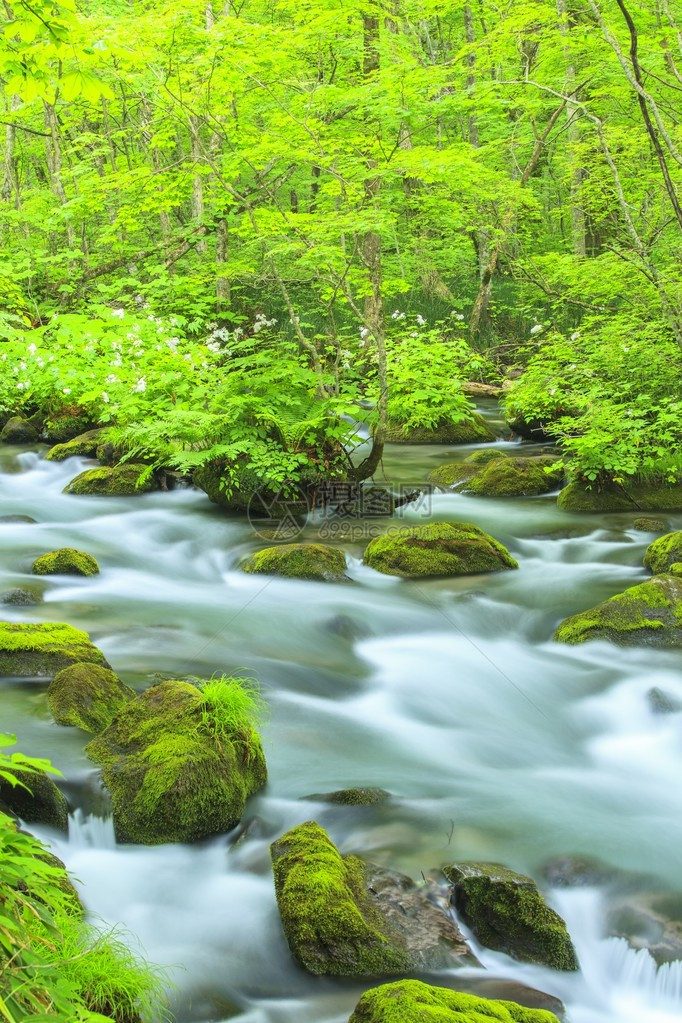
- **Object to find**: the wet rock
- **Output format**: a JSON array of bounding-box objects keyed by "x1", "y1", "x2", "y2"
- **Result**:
[
  {"x1": 0, "y1": 621, "x2": 109, "y2": 677},
  {"x1": 32, "y1": 547, "x2": 100, "y2": 576},
  {"x1": 0, "y1": 588, "x2": 41, "y2": 606},
  {"x1": 644, "y1": 531, "x2": 682, "y2": 575},
  {"x1": 0, "y1": 768, "x2": 69, "y2": 831},
  {"x1": 633, "y1": 517, "x2": 668, "y2": 533},
  {"x1": 64, "y1": 464, "x2": 157, "y2": 496},
  {"x1": 363, "y1": 522, "x2": 518, "y2": 578},
  {"x1": 540, "y1": 854, "x2": 616, "y2": 888},
  {"x1": 554, "y1": 574, "x2": 682, "y2": 647},
  {"x1": 647, "y1": 687, "x2": 682, "y2": 715},
  {"x1": 607, "y1": 891, "x2": 682, "y2": 965},
  {"x1": 506, "y1": 414, "x2": 553, "y2": 443},
  {"x1": 347, "y1": 980, "x2": 561, "y2": 1023},
  {"x1": 430, "y1": 453, "x2": 562, "y2": 497},
  {"x1": 0, "y1": 514, "x2": 36, "y2": 524},
  {"x1": 558, "y1": 480, "x2": 682, "y2": 513},
  {"x1": 270, "y1": 821, "x2": 476, "y2": 977},
  {"x1": 304, "y1": 787, "x2": 391, "y2": 806},
  {"x1": 444, "y1": 861, "x2": 578, "y2": 971},
  {"x1": 241, "y1": 543, "x2": 348, "y2": 582},
  {"x1": 386, "y1": 413, "x2": 496, "y2": 445},
  {"x1": 45, "y1": 429, "x2": 107, "y2": 462},
  {"x1": 323, "y1": 614, "x2": 372, "y2": 641},
  {"x1": 44, "y1": 412, "x2": 96, "y2": 443},
  {"x1": 460, "y1": 979, "x2": 565, "y2": 1019},
  {"x1": 48, "y1": 662, "x2": 135, "y2": 734},
  {"x1": 86, "y1": 679, "x2": 267, "y2": 844},
  {"x1": 0, "y1": 416, "x2": 39, "y2": 444}
]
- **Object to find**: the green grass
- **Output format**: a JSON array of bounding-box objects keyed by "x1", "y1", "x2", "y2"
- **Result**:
[{"x1": 195, "y1": 675, "x2": 267, "y2": 761}]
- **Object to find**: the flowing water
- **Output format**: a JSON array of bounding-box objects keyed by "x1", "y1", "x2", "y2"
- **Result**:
[{"x1": 2, "y1": 408, "x2": 682, "y2": 1023}]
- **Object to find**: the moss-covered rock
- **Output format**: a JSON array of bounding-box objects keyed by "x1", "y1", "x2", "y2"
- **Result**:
[
  {"x1": 64, "y1": 464, "x2": 157, "y2": 497},
  {"x1": 0, "y1": 768, "x2": 69, "y2": 831},
  {"x1": 86, "y1": 680, "x2": 267, "y2": 844},
  {"x1": 444, "y1": 862, "x2": 578, "y2": 971},
  {"x1": 48, "y1": 663, "x2": 135, "y2": 734},
  {"x1": 0, "y1": 588, "x2": 41, "y2": 606},
  {"x1": 554, "y1": 574, "x2": 682, "y2": 647},
  {"x1": 45, "y1": 429, "x2": 107, "y2": 462},
  {"x1": 558, "y1": 480, "x2": 682, "y2": 512},
  {"x1": 0, "y1": 416, "x2": 39, "y2": 444},
  {"x1": 32, "y1": 547, "x2": 100, "y2": 577},
  {"x1": 643, "y1": 531, "x2": 682, "y2": 575},
  {"x1": 467, "y1": 456, "x2": 562, "y2": 498},
  {"x1": 363, "y1": 522, "x2": 517, "y2": 578},
  {"x1": 0, "y1": 622, "x2": 109, "y2": 677},
  {"x1": 465, "y1": 448, "x2": 510, "y2": 466},
  {"x1": 428, "y1": 462, "x2": 479, "y2": 488},
  {"x1": 633, "y1": 517, "x2": 668, "y2": 533},
  {"x1": 44, "y1": 411, "x2": 96, "y2": 444},
  {"x1": 386, "y1": 414, "x2": 495, "y2": 445},
  {"x1": 670, "y1": 562, "x2": 682, "y2": 577},
  {"x1": 242, "y1": 543, "x2": 348, "y2": 582},
  {"x1": 305, "y1": 787, "x2": 391, "y2": 806},
  {"x1": 348, "y1": 980, "x2": 561, "y2": 1023},
  {"x1": 271, "y1": 822, "x2": 475, "y2": 976}
]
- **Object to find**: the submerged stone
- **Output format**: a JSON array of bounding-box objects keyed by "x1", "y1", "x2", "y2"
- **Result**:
[
  {"x1": 646, "y1": 687, "x2": 682, "y2": 715},
  {"x1": 347, "y1": 980, "x2": 561, "y2": 1023},
  {"x1": 0, "y1": 416, "x2": 39, "y2": 444},
  {"x1": 386, "y1": 413, "x2": 495, "y2": 445},
  {"x1": 48, "y1": 662, "x2": 135, "y2": 734},
  {"x1": 32, "y1": 547, "x2": 100, "y2": 577},
  {"x1": 444, "y1": 862, "x2": 578, "y2": 971},
  {"x1": 558, "y1": 480, "x2": 682, "y2": 512},
  {"x1": 64, "y1": 464, "x2": 157, "y2": 496},
  {"x1": 643, "y1": 531, "x2": 682, "y2": 575},
  {"x1": 86, "y1": 679, "x2": 267, "y2": 844},
  {"x1": 554, "y1": 574, "x2": 682, "y2": 647},
  {"x1": 0, "y1": 767, "x2": 68, "y2": 831},
  {"x1": 0, "y1": 621, "x2": 109, "y2": 677},
  {"x1": 271, "y1": 821, "x2": 476, "y2": 977},
  {"x1": 304, "y1": 787, "x2": 391, "y2": 806},
  {"x1": 242, "y1": 543, "x2": 348, "y2": 582},
  {"x1": 607, "y1": 891, "x2": 682, "y2": 966},
  {"x1": 363, "y1": 522, "x2": 517, "y2": 578},
  {"x1": 0, "y1": 588, "x2": 41, "y2": 606},
  {"x1": 45, "y1": 429, "x2": 107, "y2": 461},
  {"x1": 633, "y1": 517, "x2": 668, "y2": 533},
  {"x1": 430, "y1": 454, "x2": 562, "y2": 497}
]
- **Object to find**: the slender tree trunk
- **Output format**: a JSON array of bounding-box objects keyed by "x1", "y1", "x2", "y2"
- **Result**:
[
  {"x1": 556, "y1": 0, "x2": 586, "y2": 256},
  {"x1": 43, "y1": 101, "x2": 77, "y2": 254}
]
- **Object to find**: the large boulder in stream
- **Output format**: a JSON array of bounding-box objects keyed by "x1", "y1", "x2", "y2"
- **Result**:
[
  {"x1": 0, "y1": 767, "x2": 69, "y2": 831},
  {"x1": 347, "y1": 980, "x2": 561, "y2": 1023},
  {"x1": 242, "y1": 543, "x2": 348, "y2": 582},
  {"x1": 270, "y1": 821, "x2": 477, "y2": 976},
  {"x1": 0, "y1": 622, "x2": 109, "y2": 678},
  {"x1": 48, "y1": 662, "x2": 135, "y2": 734},
  {"x1": 363, "y1": 522, "x2": 517, "y2": 578},
  {"x1": 45, "y1": 428, "x2": 107, "y2": 461},
  {"x1": 64, "y1": 464, "x2": 157, "y2": 497},
  {"x1": 32, "y1": 547, "x2": 100, "y2": 577},
  {"x1": 557, "y1": 480, "x2": 682, "y2": 512},
  {"x1": 386, "y1": 413, "x2": 495, "y2": 445},
  {"x1": 643, "y1": 531, "x2": 682, "y2": 575},
  {"x1": 430, "y1": 454, "x2": 562, "y2": 497},
  {"x1": 0, "y1": 416, "x2": 39, "y2": 444},
  {"x1": 554, "y1": 574, "x2": 682, "y2": 647},
  {"x1": 86, "y1": 679, "x2": 267, "y2": 844},
  {"x1": 444, "y1": 862, "x2": 578, "y2": 971}
]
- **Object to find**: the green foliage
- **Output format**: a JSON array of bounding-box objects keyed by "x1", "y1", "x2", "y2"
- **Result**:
[
  {"x1": 196, "y1": 675, "x2": 267, "y2": 761},
  {"x1": 348, "y1": 979, "x2": 560, "y2": 1023},
  {"x1": 505, "y1": 316, "x2": 682, "y2": 485}
]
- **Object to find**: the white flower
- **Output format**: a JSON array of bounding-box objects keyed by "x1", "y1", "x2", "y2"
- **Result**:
[
  {"x1": 456, "y1": 314, "x2": 464, "y2": 321},
  {"x1": 410, "y1": 332, "x2": 419, "y2": 338},
  {"x1": 360, "y1": 327, "x2": 369, "y2": 339},
  {"x1": 19, "y1": 361, "x2": 26, "y2": 371},
  {"x1": 530, "y1": 324, "x2": 543, "y2": 335},
  {"x1": 110, "y1": 308, "x2": 125, "y2": 319},
  {"x1": 132, "y1": 376, "x2": 146, "y2": 393},
  {"x1": 27, "y1": 343, "x2": 37, "y2": 354},
  {"x1": 206, "y1": 341, "x2": 221, "y2": 353},
  {"x1": 183, "y1": 354, "x2": 192, "y2": 362},
  {"x1": 105, "y1": 374, "x2": 118, "y2": 384},
  {"x1": 16, "y1": 381, "x2": 26, "y2": 390},
  {"x1": 416, "y1": 314, "x2": 426, "y2": 326},
  {"x1": 62, "y1": 387, "x2": 71, "y2": 395},
  {"x1": 101, "y1": 391, "x2": 109, "y2": 403},
  {"x1": 570, "y1": 331, "x2": 580, "y2": 341}
]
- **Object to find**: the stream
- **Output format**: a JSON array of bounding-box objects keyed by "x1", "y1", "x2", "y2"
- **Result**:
[{"x1": 2, "y1": 405, "x2": 682, "y2": 1023}]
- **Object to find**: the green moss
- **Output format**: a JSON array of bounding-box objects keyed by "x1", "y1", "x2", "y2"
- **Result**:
[
  {"x1": 0, "y1": 621, "x2": 109, "y2": 677},
  {"x1": 386, "y1": 413, "x2": 495, "y2": 445},
  {"x1": 444, "y1": 863, "x2": 578, "y2": 972},
  {"x1": 467, "y1": 457, "x2": 563, "y2": 498},
  {"x1": 270, "y1": 820, "x2": 410, "y2": 976},
  {"x1": 363, "y1": 522, "x2": 517, "y2": 578},
  {"x1": 670, "y1": 563, "x2": 682, "y2": 577},
  {"x1": 45, "y1": 429, "x2": 107, "y2": 462},
  {"x1": 64, "y1": 464, "x2": 156, "y2": 497},
  {"x1": 307, "y1": 787, "x2": 391, "y2": 806},
  {"x1": 464, "y1": 448, "x2": 511, "y2": 465},
  {"x1": 633, "y1": 517, "x2": 668, "y2": 533},
  {"x1": 0, "y1": 416, "x2": 39, "y2": 444},
  {"x1": 0, "y1": 768, "x2": 69, "y2": 831},
  {"x1": 554, "y1": 574, "x2": 682, "y2": 647},
  {"x1": 558, "y1": 480, "x2": 682, "y2": 512},
  {"x1": 348, "y1": 980, "x2": 561, "y2": 1023},
  {"x1": 44, "y1": 411, "x2": 95, "y2": 443},
  {"x1": 86, "y1": 679, "x2": 267, "y2": 844},
  {"x1": 32, "y1": 547, "x2": 100, "y2": 577},
  {"x1": 427, "y1": 462, "x2": 478, "y2": 488},
  {"x1": 242, "y1": 543, "x2": 348, "y2": 581},
  {"x1": 644, "y1": 531, "x2": 682, "y2": 574},
  {"x1": 48, "y1": 663, "x2": 135, "y2": 734}
]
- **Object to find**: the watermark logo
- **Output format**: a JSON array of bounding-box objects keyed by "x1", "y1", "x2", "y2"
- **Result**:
[{"x1": 246, "y1": 481, "x2": 434, "y2": 541}]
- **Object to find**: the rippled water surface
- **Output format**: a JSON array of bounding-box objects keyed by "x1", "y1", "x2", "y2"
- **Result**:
[{"x1": 2, "y1": 420, "x2": 681, "y2": 1023}]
